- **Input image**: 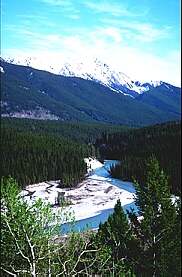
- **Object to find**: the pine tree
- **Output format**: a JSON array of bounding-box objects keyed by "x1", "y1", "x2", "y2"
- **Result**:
[
  {"x1": 97, "y1": 199, "x2": 136, "y2": 274},
  {"x1": 128, "y1": 157, "x2": 181, "y2": 276}
]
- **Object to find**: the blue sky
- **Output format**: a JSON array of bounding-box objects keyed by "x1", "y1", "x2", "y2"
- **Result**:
[{"x1": 1, "y1": 0, "x2": 181, "y2": 85}]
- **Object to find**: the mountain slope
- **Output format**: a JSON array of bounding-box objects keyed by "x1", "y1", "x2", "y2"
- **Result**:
[
  {"x1": 3, "y1": 56, "x2": 167, "y2": 97},
  {"x1": 136, "y1": 83, "x2": 181, "y2": 115},
  {"x1": 1, "y1": 60, "x2": 181, "y2": 126}
]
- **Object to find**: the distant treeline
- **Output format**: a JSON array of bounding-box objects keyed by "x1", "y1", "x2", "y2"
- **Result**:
[
  {"x1": 1, "y1": 118, "x2": 129, "y2": 143},
  {"x1": 96, "y1": 121, "x2": 181, "y2": 195}
]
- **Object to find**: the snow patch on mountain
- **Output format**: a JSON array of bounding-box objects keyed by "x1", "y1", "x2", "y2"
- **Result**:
[
  {"x1": 147, "y1": 80, "x2": 163, "y2": 87},
  {"x1": 1, "y1": 107, "x2": 60, "y2": 120},
  {"x1": 0, "y1": 66, "x2": 5, "y2": 73}
]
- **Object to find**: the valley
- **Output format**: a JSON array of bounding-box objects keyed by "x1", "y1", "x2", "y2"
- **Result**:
[
  {"x1": 1, "y1": 108, "x2": 181, "y2": 277},
  {"x1": 1, "y1": 0, "x2": 181, "y2": 275},
  {"x1": 1, "y1": 47, "x2": 181, "y2": 277},
  {"x1": 19, "y1": 158, "x2": 136, "y2": 233}
]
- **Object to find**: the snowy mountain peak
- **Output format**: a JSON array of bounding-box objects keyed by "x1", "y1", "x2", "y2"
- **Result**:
[
  {"x1": 1, "y1": 55, "x2": 167, "y2": 97},
  {"x1": 58, "y1": 58, "x2": 151, "y2": 96}
]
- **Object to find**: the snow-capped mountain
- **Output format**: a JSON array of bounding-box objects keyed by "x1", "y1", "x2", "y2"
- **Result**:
[
  {"x1": 2, "y1": 55, "x2": 166, "y2": 98},
  {"x1": 58, "y1": 58, "x2": 150, "y2": 97},
  {"x1": 1, "y1": 58, "x2": 181, "y2": 125}
]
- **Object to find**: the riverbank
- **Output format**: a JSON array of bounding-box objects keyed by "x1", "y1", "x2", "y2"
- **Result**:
[
  {"x1": 60, "y1": 177, "x2": 134, "y2": 222},
  {"x1": 20, "y1": 158, "x2": 135, "y2": 223}
]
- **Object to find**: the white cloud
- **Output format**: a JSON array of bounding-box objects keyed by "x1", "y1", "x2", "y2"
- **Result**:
[
  {"x1": 3, "y1": 25, "x2": 180, "y2": 86},
  {"x1": 37, "y1": 0, "x2": 80, "y2": 16},
  {"x1": 100, "y1": 18, "x2": 171, "y2": 43},
  {"x1": 83, "y1": 1, "x2": 145, "y2": 17},
  {"x1": 91, "y1": 27, "x2": 122, "y2": 43},
  {"x1": 122, "y1": 22, "x2": 171, "y2": 42},
  {"x1": 17, "y1": 14, "x2": 57, "y2": 28},
  {"x1": 38, "y1": 0, "x2": 72, "y2": 7},
  {"x1": 104, "y1": 46, "x2": 181, "y2": 86}
]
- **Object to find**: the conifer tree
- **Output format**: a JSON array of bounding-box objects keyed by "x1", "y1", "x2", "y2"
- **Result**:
[
  {"x1": 97, "y1": 199, "x2": 136, "y2": 274},
  {"x1": 128, "y1": 157, "x2": 181, "y2": 276}
]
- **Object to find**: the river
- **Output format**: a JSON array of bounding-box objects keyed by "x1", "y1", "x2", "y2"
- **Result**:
[{"x1": 61, "y1": 160, "x2": 138, "y2": 233}]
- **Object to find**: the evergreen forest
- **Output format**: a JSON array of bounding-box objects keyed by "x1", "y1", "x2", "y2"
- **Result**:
[
  {"x1": 96, "y1": 121, "x2": 181, "y2": 195},
  {"x1": 1, "y1": 118, "x2": 129, "y2": 188},
  {"x1": 1, "y1": 117, "x2": 129, "y2": 143},
  {"x1": 1, "y1": 127, "x2": 89, "y2": 188}
]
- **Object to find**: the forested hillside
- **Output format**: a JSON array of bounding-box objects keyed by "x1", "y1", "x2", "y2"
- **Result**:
[
  {"x1": 1, "y1": 118, "x2": 130, "y2": 188},
  {"x1": 2, "y1": 118, "x2": 181, "y2": 194},
  {"x1": 1, "y1": 117, "x2": 129, "y2": 143},
  {"x1": 96, "y1": 121, "x2": 181, "y2": 195},
  {"x1": 1, "y1": 59, "x2": 181, "y2": 126},
  {"x1": 1, "y1": 128, "x2": 89, "y2": 188}
]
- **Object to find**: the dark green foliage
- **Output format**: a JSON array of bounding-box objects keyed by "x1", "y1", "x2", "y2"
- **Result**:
[
  {"x1": 1, "y1": 118, "x2": 130, "y2": 188},
  {"x1": 97, "y1": 200, "x2": 138, "y2": 275},
  {"x1": 1, "y1": 127, "x2": 88, "y2": 188},
  {"x1": 128, "y1": 157, "x2": 181, "y2": 276},
  {"x1": 1, "y1": 59, "x2": 181, "y2": 126},
  {"x1": 97, "y1": 121, "x2": 181, "y2": 195},
  {"x1": 1, "y1": 117, "x2": 129, "y2": 144}
]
